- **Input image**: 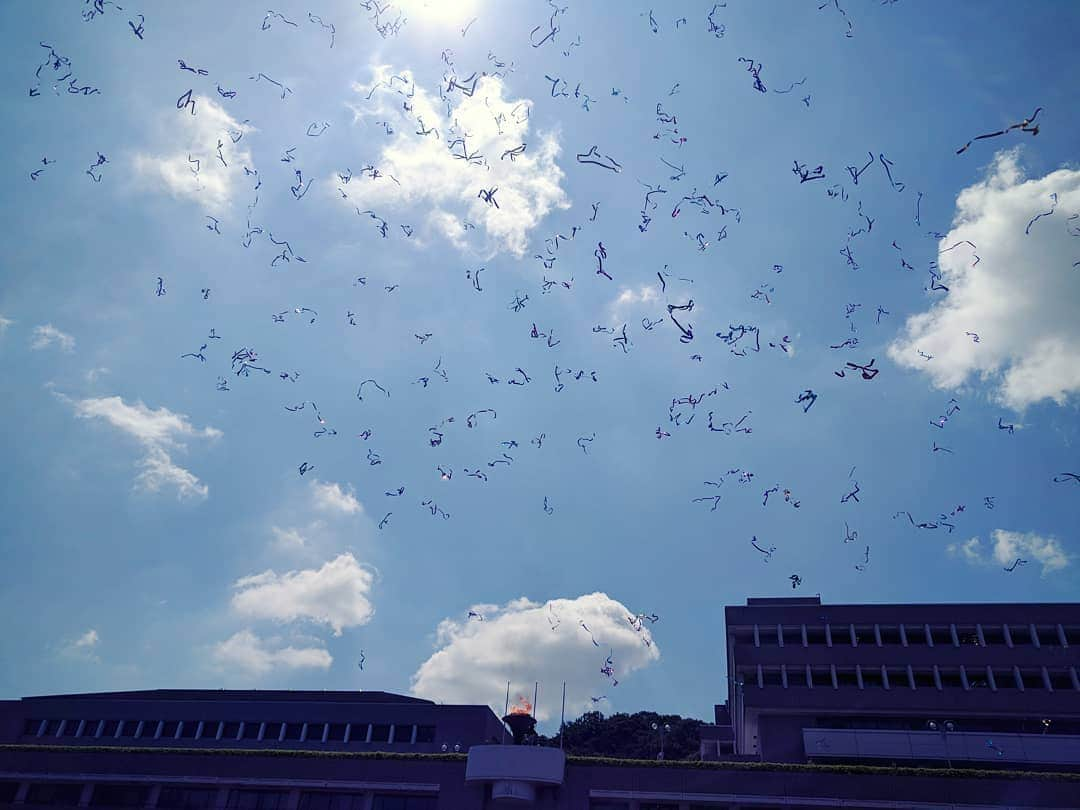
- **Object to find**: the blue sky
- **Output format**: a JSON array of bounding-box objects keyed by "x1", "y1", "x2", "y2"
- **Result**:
[{"x1": 1, "y1": 0, "x2": 1079, "y2": 728}]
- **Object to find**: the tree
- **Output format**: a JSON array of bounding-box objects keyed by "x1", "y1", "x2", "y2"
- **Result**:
[{"x1": 537, "y1": 710, "x2": 702, "y2": 760}]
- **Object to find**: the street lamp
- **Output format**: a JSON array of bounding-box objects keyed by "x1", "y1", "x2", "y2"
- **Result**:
[
  {"x1": 651, "y1": 722, "x2": 671, "y2": 760},
  {"x1": 926, "y1": 720, "x2": 956, "y2": 768}
]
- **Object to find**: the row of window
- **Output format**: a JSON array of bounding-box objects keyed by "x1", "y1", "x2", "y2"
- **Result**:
[
  {"x1": 20, "y1": 719, "x2": 436, "y2": 746},
  {"x1": 0, "y1": 783, "x2": 435, "y2": 810},
  {"x1": 739, "y1": 663, "x2": 1080, "y2": 692},
  {"x1": 735, "y1": 622, "x2": 1079, "y2": 649}
]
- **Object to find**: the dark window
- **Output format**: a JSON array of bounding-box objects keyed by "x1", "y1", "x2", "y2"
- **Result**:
[
  {"x1": 0, "y1": 781, "x2": 20, "y2": 803},
  {"x1": 993, "y1": 669, "x2": 1019, "y2": 689},
  {"x1": 226, "y1": 790, "x2": 288, "y2": 810},
  {"x1": 782, "y1": 626, "x2": 803, "y2": 646},
  {"x1": 805, "y1": 625, "x2": 827, "y2": 645},
  {"x1": 100, "y1": 720, "x2": 120, "y2": 737},
  {"x1": 732, "y1": 627, "x2": 755, "y2": 645},
  {"x1": 222, "y1": 721, "x2": 241, "y2": 740},
  {"x1": 178, "y1": 721, "x2": 198, "y2": 739},
  {"x1": 1064, "y1": 626, "x2": 1080, "y2": 645},
  {"x1": 393, "y1": 724, "x2": 413, "y2": 743},
  {"x1": 26, "y1": 783, "x2": 84, "y2": 806},
  {"x1": 1010, "y1": 625, "x2": 1033, "y2": 646},
  {"x1": 913, "y1": 670, "x2": 935, "y2": 689},
  {"x1": 836, "y1": 668, "x2": 859, "y2": 688},
  {"x1": 761, "y1": 667, "x2": 782, "y2": 687},
  {"x1": 415, "y1": 725, "x2": 435, "y2": 743},
  {"x1": 43, "y1": 719, "x2": 62, "y2": 736},
  {"x1": 1020, "y1": 669, "x2": 1044, "y2": 689},
  {"x1": 299, "y1": 792, "x2": 366, "y2": 810},
  {"x1": 90, "y1": 784, "x2": 150, "y2": 807},
  {"x1": 58, "y1": 719, "x2": 78, "y2": 737},
  {"x1": 263, "y1": 722, "x2": 283, "y2": 741},
  {"x1": 371, "y1": 797, "x2": 436, "y2": 810},
  {"x1": 139, "y1": 720, "x2": 160, "y2": 739},
  {"x1": 1038, "y1": 626, "x2": 1062, "y2": 647},
  {"x1": 1049, "y1": 669, "x2": 1075, "y2": 690},
  {"x1": 284, "y1": 723, "x2": 304, "y2": 741},
  {"x1": 80, "y1": 719, "x2": 101, "y2": 737},
  {"x1": 242, "y1": 722, "x2": 261, "y2": 740},
  {"x1": 306, "y1": 722, "x2": 326, "y2": 742},
  {"x1": 117, "y1": 720, "x2": 139, "y2": 738},
  {"x1": 861, "y1": 667, "x2": 883, "y2": 689},
  {"x1": 938, "y1": 669, "x2": 964, "y2": 690},
  {"x1": 887, "y1": 668, "x2": 908, "y2": 689},
  {"x1": 159, "y1": 788, "x2": 218, "y2": 810},
  {"x1": 981, "y1": 625, "x2": 1005, "y2": 645},
  {"x1": 786, "y1": 667, "x2": 810, "y2": 689},
  {"x1": 22, "y1": 718, "x2": 42, "y2": 736},
  {"x1": 371, "y1": 723, "x2": 391, "y2": 742},
  {"x1": 348, "y1": 723, "x2": 369, "y2": 742},
  {"x1": 878, "y1": 626, "x2": 902, "y2": 645},
  {"x1": 327, "y1": 723, "x2": 347, "y2": 743}
]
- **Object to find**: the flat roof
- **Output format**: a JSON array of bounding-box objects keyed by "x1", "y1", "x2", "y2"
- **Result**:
[{"x1": 17, "y1": 690, "x2": 435, "y2": 705}]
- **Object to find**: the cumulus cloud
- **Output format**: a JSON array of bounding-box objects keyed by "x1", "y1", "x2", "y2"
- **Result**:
[
  {"x1": 31, "y1": 324, "x2": 75, "y2": 352},
  {"x1": 231, "y1": 553, "x2": 376, "y2": 636},
  {"x1": 340, "y1": 67, "x2": 569, "y2": 256},
  {"x1": 133, "y1": 97, "x2": 254, "y2": 213},
  {"x1": 310, "y1": 479, "x2": 363, "y2": 515},
  {"x1": 0, "y1": 315, "x2": 13, "y2": 336},
  {"x1": 947, "y1": 529, "x2": 1070, "y2": 576},
  {"x1": 609, "y1": 285, "x2": 662, "y2": 321},
  {"x1": 61, "y1": 629, "x2": 101, "y2": 662},
  {"x1": 212, "y1": 630, "x2": 332, "y2": 676},
  {"x1": 410, "y1": 593, "x2": 660, "y2": 722},
  {"x1": 888, "y1": 150, "x2": 1080, "y2": 409},
  {"x1": 65, "y1": 395, "x2": 219, "y2": 500},
  {"x1": 271, "y1": 525, "x2": 309, "y2": 550}
]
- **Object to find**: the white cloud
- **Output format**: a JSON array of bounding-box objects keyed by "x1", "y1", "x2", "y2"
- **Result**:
[
  {"x1": 133, "y1": 97, "x2": 255, "y2": 213},
  {"x1": 947, "y1": 529, "x2": 1070, "y2": 576},
  {"x1": 0, "y1": 316, "x2": 13, "y2": 336},
  {"x1": 271, "y1": 525, "x2": 309, "y2": 550},
  {"x1": 410, "y1": 592, "x2": 660, "y2": 722},
  {"x1": 231, "y1": 553, "x2": 376, "y2": 636},
  {"x1": 212, "y1": 630, "x2": 332, "y2": 676},
  {"x1": 30, "y1": 324, "x2": 75, "y2": 352},
  {"x1": 61, "y1": 628, "x2": 101, "y2": 662},
  {"x1": 888, "y1": 150, "x2": 1080, "y2": 410},
  {"x1": 85, "y1": 367, "x2": 110, "y2": 382},
  {"x1": 66, "y1": 395, "x2": 219, "y2": 500},
  {"x1": 609, "y1": 285, "x2": 662, "y2": 321},
  {"x1": 310, "y1": 479, "x2": 363, "y2": 515},
  {"x1": 340, "y1": 66, "x2": 569, "y2": 256}
]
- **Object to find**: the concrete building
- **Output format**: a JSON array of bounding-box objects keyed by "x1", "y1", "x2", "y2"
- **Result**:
[
  {"x1": 2, "y1": 597, "x2": 1079, "y2": 809},
  {"x1": 701, "y1": 596, "x2": 1080, "y2": 768}
]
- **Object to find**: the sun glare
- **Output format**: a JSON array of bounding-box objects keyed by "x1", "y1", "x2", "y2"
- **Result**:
[{"x1": 392, "y1": 0, "x2": 481, "y2": 28}]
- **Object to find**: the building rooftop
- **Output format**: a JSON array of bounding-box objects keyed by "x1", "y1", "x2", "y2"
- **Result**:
[{"x1": 16, "y1": 690, "x2": 434, "y2": 705}]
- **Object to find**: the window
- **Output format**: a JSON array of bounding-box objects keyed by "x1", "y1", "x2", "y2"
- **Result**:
[
  {"x1": 878, "y1": 626, "x2": 903, "y2": 645},
  {"x1": 117, "y1": 720, "x2": 139, "y2": 738},
  {"x1": 981, "y1": 625, "x2": 1005, "y2": 645},
  {"x1": 263, "y1": 722, "x2": 283, "y2": 741},
  {"x1": 861, "y1": 667, "x2": 883, "y2": 689},
  {"x1": 1049, "y1": 669, "x2": 1076, "y2": 690},
  {"x1": 159, "y1": 720, "x2": 180, "y2": 739},
  {"x1": 957, "y1": 626, "x2": 981, "y2": 647},
  {"x1": 176, "y1": 721, "x2": 197, "y2": 739},
  {"x1": 887, "y1": 668, "x2": 909, "y2": 689},
  {"x1": 306, "y1": 722, "x2": 326, "y2": 742},
  {"x1": 805, "y1": 625, "x2": 828, "y2": 645},
  {"x1": 222, "y1": 721, "x2": 241, "y2": 739},
  {"x1": 835, "y1": 668, "x2": 859, "y2": 688},
  {"x1": 782, "y1": 626, "x2": 803, "y2": 646},
  {"x1": 1064, "y1": 626, "x2": 1080, "y2": 645},
  {"x1": 393, "y1": 724, "x2": 413, "y2": 743},
  {"x1": 913, "y1": 670, "x2": 935, "y2": 689},
  {"x1": 299, "y1": 792, "x2": 366, "y2": 810},
  {"x1": 22, "y1": 718, "x2": 42, "y2": 736},
  {"x1": 90, "y1": 784, "x2": 150, "y2": 807},
  {"x1": 327, "y1": 723, "x2": 347, "y2": 743},
  {"x1": 415, "y1": 725, "x2": 435, "y2": 743},
  {"x1": 79, "y1": 720, "x2": 101, "y2": 738},
  {"x1": 226, "y1": 790, "x2": 288, "y2": 810},
  {"x1": 371, "y1": 797, "x2": 436, "y2": 810},
  {"x1": 993, "y1": 669, "x2": 1020, "y2": 690},
  {"x1": 43, "y1": 719, "x2": 62, "y2": 736},
  {"x1": 1039, "y1": 626, "x2": 1063, "y2": 647},
  {"x1": 348, "y1": 723, "x2": 370, "y2": 742},
  {"x1": 158, "y1": 788, "x2": 219, "y2": 810},
  {"x1": 0, "y1": 781, "x2": 20, "y2": 803},
  {"x1": 242, "y1": 722, "x2": 261, "y2": 740},
  {"x1": 370, "y1": 723, "x2": 391, "y2": 742},
  {"x1": 283, "y1": 723, "x2": 304, "y2": 741},
  {"x1": 761, "y1": 667, "x2": 783, "y2": 687},
  {"x1": 1009, "y1": 625, "x2": 1033, "y2": 646},
  {"x1": 1020, "y1": 669, "x2": 1044, "y2": 690},
  {"x1": 938, "y1": 669, "x2": 964, "y2": 690},
  {"x1": 100, "y1": 720, "x2": 120, "y2": 737},
  {"x1": 26, "y1": 783, "x2": 84, "y2": 806}
]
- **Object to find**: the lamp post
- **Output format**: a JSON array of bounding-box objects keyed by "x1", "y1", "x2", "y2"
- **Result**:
[
  {"x1": 926, "y1": 720, "x2": 956, "y2": 768},
  {"x1": 651, "y1": 722, "x2": 671, "y2": 760}
]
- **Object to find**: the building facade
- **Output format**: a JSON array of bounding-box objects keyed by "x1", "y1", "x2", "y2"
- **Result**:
[{"x1": 705, "y1": 596, "x2": 1080, "y2": 768}]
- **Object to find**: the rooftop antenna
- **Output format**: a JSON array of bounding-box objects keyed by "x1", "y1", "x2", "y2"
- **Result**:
[
  {"x1": 559, "y1": 681, "x2": 566, "y2": 750},
  {"x1": 502, "y1": 680, "x2": 510, "y2": 744}
]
